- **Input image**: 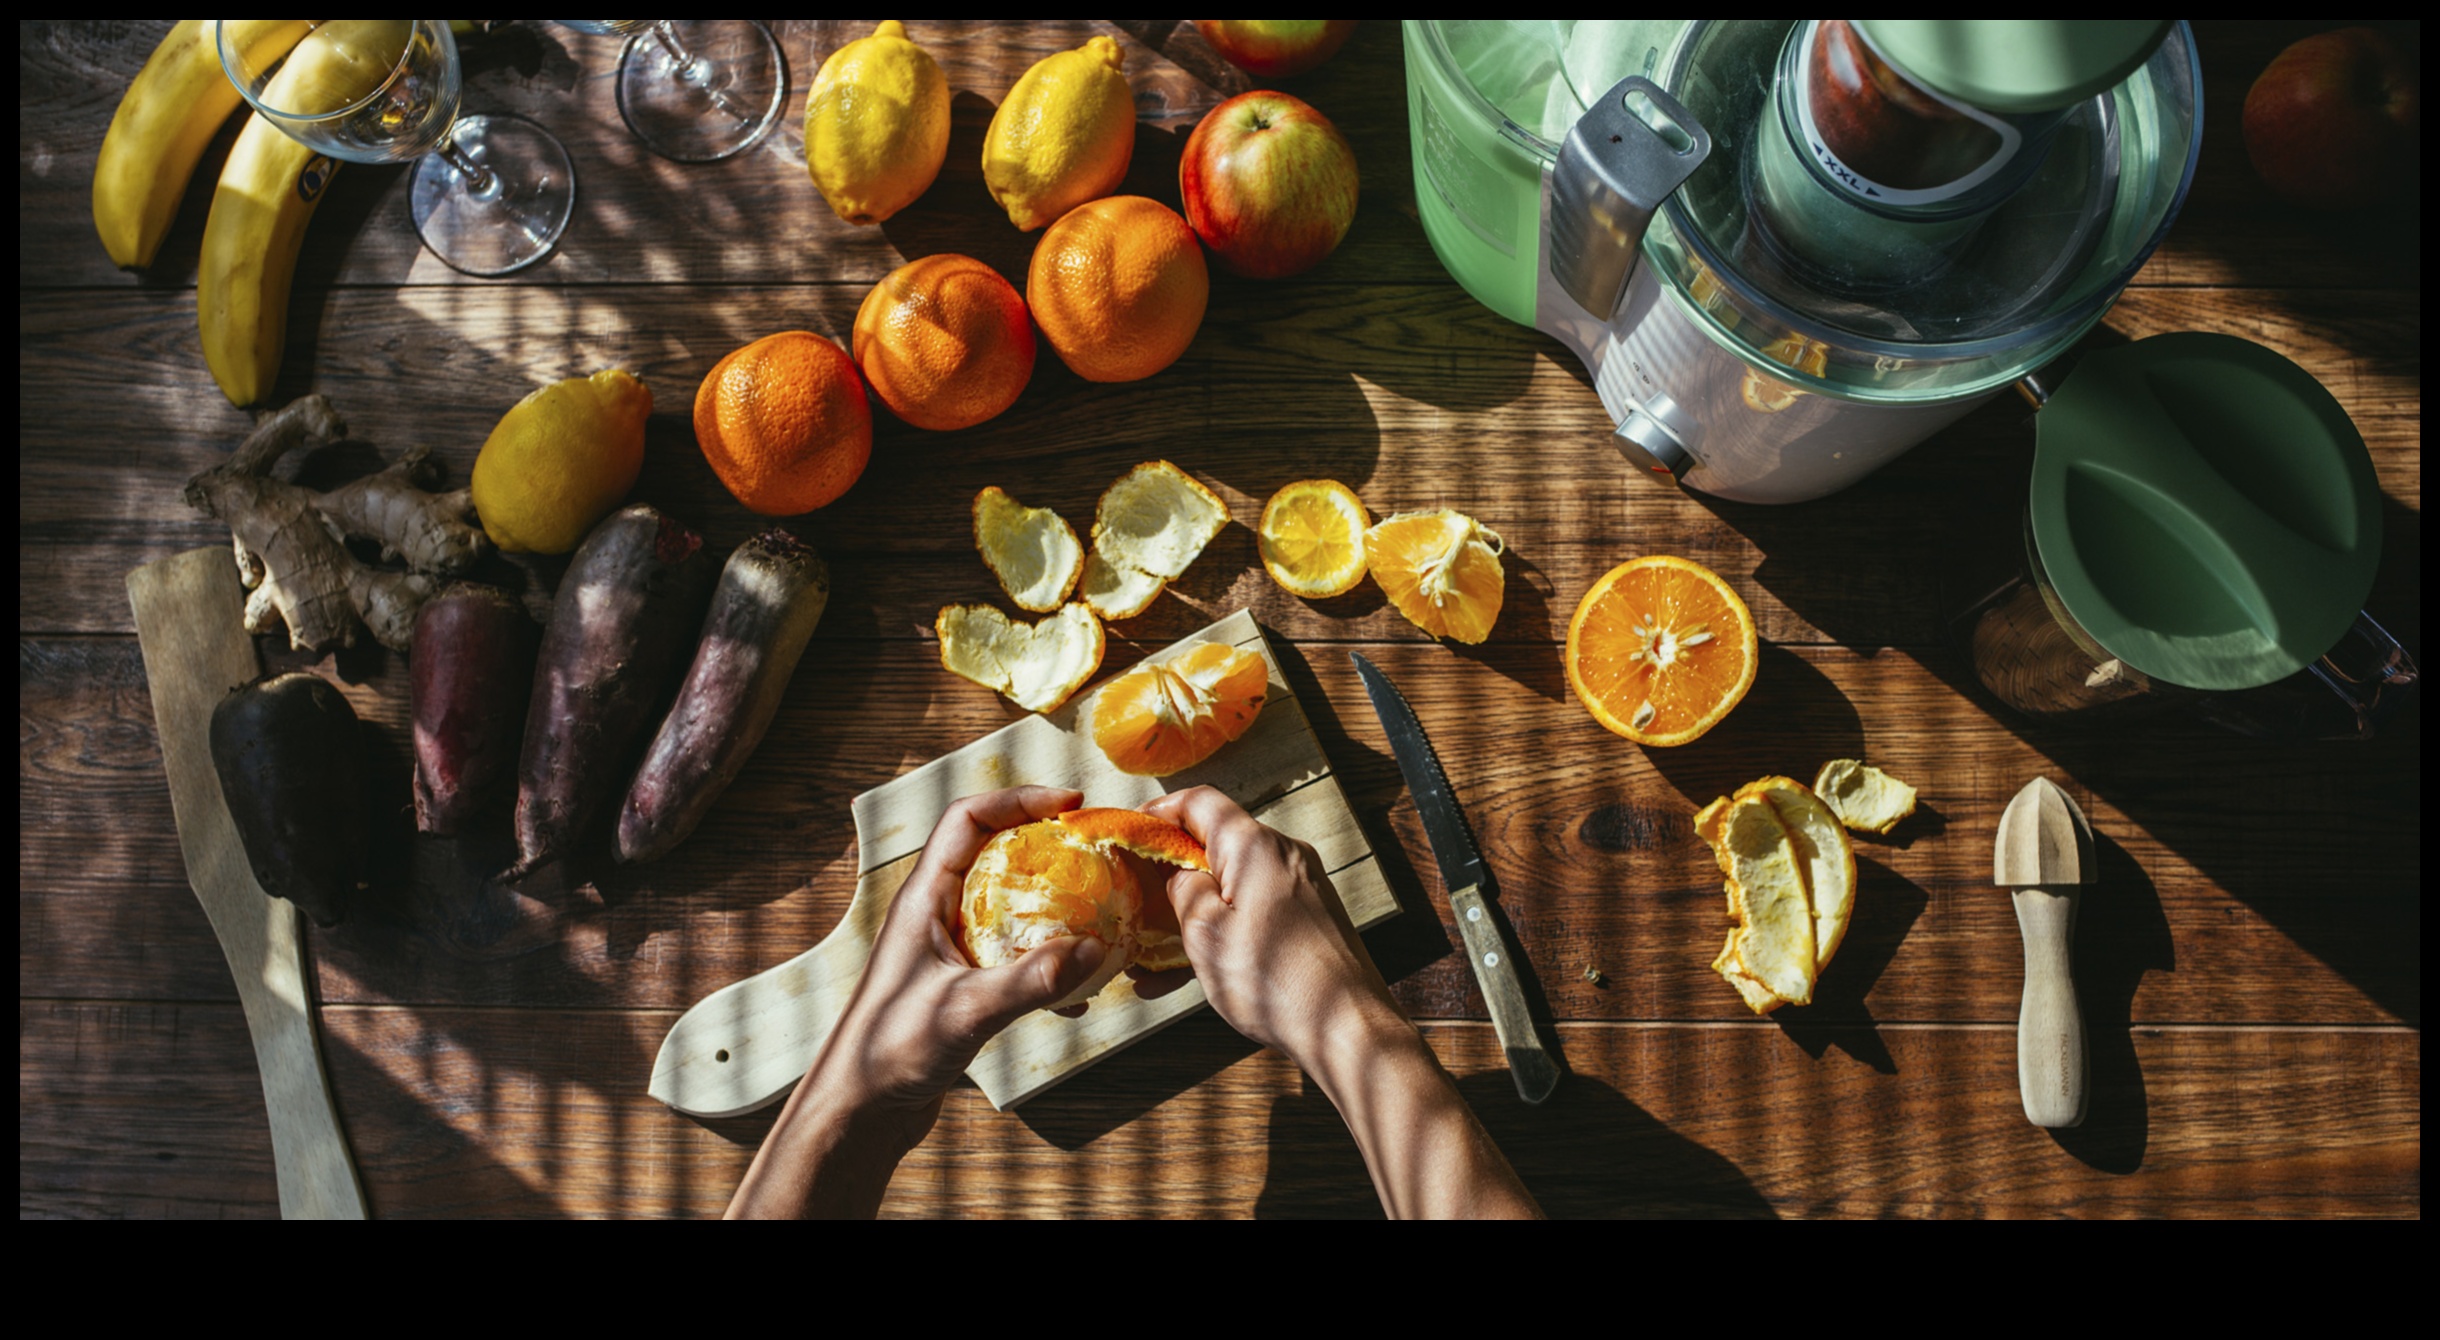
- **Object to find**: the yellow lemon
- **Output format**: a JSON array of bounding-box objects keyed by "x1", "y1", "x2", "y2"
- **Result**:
[
  {"x1": 471, "y1": 369, "x2": 652, "y2": 554},
  {"x1": 805, "y1": 20, "x2": 950, "y2": 226},
  {"x1": 983, "y1": 35, "x2": 1135, "y2": 231}
]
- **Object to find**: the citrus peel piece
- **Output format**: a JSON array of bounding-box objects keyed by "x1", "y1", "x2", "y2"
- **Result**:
[
  {"x1": 1814, "y1": 758, "x2": 1918, "y2": 835},
  {"x1": 973, "y1": 486, "x2": 1083, "y2": 613},
  {"x1": 935, "y1": 601, "x2": 1104, "y2": 713},
  {"x1": 1080, "y1": 549, "x2": 1166, "y2": 620}
]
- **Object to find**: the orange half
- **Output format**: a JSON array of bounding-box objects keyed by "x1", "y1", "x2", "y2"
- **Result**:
[
  {"x1": 1565, "y1": 555, "x2": 1757, "y2": 746},
  {"x1": 1088, "y1": 642, "x2": 1268, "y2": 777}
]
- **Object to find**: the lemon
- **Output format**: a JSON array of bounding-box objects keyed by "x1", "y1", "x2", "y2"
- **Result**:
[
  {"x1": 471, "y1": 369, "x2": 652, "y2": 554},
  {"x1": 805, "y1": 20, "x2": 949, "y2": 226},
  {"x1": 983, "y1": 35, "x2": 1135, "y2": 231},
  {"x1": 1258, "y1": 479, "x2": 1370, "y2": 598}
]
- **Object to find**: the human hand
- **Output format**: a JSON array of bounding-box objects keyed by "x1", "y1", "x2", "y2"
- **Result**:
[
  {"x1": 1138, "y1": 786, "x2": 1400, "y2": 1068},
  {"x1": 805, "y1": 785, "x2": 1110, "y2": 1151}
]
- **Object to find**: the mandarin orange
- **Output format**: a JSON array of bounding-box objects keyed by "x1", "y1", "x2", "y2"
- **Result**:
[
  {"x1": 853, "y1": 254, "x2": 1035, "y2": 431},
  {"x1": 1089, "y1": 641, "x2": 1268, "y2": 776},
  {"x1": 1027, "y1": 195, "x2": 1208, "y2": 383},
  {"x1": 1564, "y1": 555, "x2": 1757, "y2": 746},
  {"x1": 693, "y1": 331, "x2": 872, "y2": 516}
]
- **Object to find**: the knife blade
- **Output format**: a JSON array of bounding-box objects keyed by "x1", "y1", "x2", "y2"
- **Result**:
[{"x1": 1352, "y1": 652, "x2": 1559, "y2": 1104}]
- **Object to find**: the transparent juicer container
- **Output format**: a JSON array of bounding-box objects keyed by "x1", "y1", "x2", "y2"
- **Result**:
[{"x1": 1404, "y1": 20, "x2": 2203, "y2": 473}]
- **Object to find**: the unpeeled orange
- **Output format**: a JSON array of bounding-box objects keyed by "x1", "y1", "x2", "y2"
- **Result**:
[
  {"x1": 694, "y1": 331, "x2": 873, "y2": 516},
  {"x1": 1027, "y1": 195, "x2": 1209, "y2": 384},
  {"x1": 854, "y1": 253, "x2": 1035, "y2": 431},
  {"x1": 1565, "y1": 555, "x2": 1757, "y2": 746},
  {"x1": 1090, "y1": 641, "x2": 1269, "y2": 777}
]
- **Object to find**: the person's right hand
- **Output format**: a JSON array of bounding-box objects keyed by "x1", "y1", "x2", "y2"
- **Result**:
[{"x1": 1138, "y1": 786, "x2": 1400, "y2": 1067}]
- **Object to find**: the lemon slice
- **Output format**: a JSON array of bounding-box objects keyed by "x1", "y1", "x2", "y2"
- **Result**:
[
  {"x1": 1258, "y1": 479, "x2": 1370, "y2": 598},
  {"x1": 936, "y1": 602, "x2": 1104, "y2": 713},
  {"x1": 973, "y1": 486, "x2": 1083, "y2": 613}
]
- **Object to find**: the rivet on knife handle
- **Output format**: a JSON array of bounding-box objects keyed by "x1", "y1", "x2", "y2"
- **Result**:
[{"x1": 1449, "y1": 885, "x2": 1559, "y2": 1104}]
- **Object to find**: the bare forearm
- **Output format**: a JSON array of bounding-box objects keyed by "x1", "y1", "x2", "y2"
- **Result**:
[
  {"x1": 726, "y1": 1069, "x2": 913, "y2": 1219},
  {"x1": 1306, "y1": 1005, "x2": 1541, "y2": 1220}
]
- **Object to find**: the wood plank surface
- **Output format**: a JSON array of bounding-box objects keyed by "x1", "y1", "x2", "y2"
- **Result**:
[
  {"x1": 21, "y1": 1002, "x2": 2419, "y2": 1219},
  {"x1": 19, "y1": 19, "x2": 2420, "y2": 1217}
]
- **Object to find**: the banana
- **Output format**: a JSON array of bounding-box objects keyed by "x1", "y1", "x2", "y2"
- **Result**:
[
  {"x1": 200, "y1": 22, "x2": 411, "y2": 406},
  {"x1": 92, "y1": 20, "x2": 310, "y2": 270}
]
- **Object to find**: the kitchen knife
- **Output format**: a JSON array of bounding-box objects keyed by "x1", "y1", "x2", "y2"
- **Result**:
[
  {"x1": 1995, "y1": 776, "x2": 2096, "y2": 1129},
  {"x1": 1352, "y1": 652, "x2": 1559, "y2": 1104}
]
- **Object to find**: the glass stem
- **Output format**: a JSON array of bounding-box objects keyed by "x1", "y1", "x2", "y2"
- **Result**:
[
  {"x1": 437, "y1": 124, "x2": 501, "y2": 201},
  {"x1": 649, "y1": 20, "x2": 752, "y2": 123}
]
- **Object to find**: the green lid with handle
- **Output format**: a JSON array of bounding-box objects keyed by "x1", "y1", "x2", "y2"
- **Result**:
[
  {"x1": 2030, "y1": 333, "x2": 2383, "y2": 692},
  {"x1": 1855, "y1": 20, "x2": 2174, "y2": 114}
]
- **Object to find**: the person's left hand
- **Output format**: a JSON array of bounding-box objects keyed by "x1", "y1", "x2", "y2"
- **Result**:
[{"x1": 801, "y1": 785, "x2": 1110, "y2": 1154}]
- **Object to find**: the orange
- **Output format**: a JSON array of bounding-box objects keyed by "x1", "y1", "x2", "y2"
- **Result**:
[
  {"x1": 1089, "y1": 641, "x2": 1268, "y2": 777},
  {"x1": 1368, "y1": 509, "x2": 1506, "y2": 643},
  {"x1": 693, "y1": 331, "x2": 873, "y2": 516},
  {"x1": 1056, "y1": 808, "x2": 1211, "y2": 871},
  {"x1": 1565, "y1": 555, "x2": 1758, "y2": 746},
  {"x1": 853, "y1": 254, "x2": 1036, "y2": 431},
  {"x1": 1027, "y1": 195, "x2": 1209, "y2": 383}
]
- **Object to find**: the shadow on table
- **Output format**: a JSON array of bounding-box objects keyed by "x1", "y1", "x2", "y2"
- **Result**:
[
  {"x1": 1250, "y1": 1068, "x2": 1776, "y2": 1218},
  {"x1": 1768, "y1": 853, "x2": 1931, "y2": 1075},
  {"x1": 2048, "y1": 830, "x2": 2171, "y2": 1174}
]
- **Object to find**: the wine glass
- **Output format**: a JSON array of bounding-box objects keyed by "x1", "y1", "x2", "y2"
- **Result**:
[
  {"x1": 559, "y1": 21, "x2": 786, "y2": 163},
  {"x1": 219, "y1": 19, "x2": 576, "y2": 277}
]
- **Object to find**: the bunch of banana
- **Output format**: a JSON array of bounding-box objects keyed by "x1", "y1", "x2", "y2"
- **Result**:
[{"x1": 92, "y1": 20, "x2": 309, "y2": 270}]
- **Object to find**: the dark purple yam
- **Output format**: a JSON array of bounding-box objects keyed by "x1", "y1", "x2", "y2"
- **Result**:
[
  {"x1": 411, "y1": 583, "x2": 537, "y2": 835},
  {"x1": 509, "y1": 504, "x2": 714, "y2": 879},
  {"x1": 207, "y1": 671, "x2": 368, "y2": 927},
  {"x1": 617, "y1": 530, "x2": 830, "y2": 864}
]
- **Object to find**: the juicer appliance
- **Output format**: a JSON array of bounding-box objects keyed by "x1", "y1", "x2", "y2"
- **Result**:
[{"x1": 1405, "y1": 20, "x2": 2202, "y2": 502}]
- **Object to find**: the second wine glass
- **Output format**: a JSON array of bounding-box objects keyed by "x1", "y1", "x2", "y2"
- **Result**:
[
  {"x1": 220, "y1": 19, "x2": 576, "y2": 277},
  {"x1": 561, "y1": 21, "x2": 787, "y2": 162}
]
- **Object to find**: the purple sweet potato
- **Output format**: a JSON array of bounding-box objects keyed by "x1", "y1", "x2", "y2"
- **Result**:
[
  {"x1": 411, "y1": 583, "x2": 537, "y2": 836},
  {"x1": 509, "y1": 504, "x2": 714, "y2": 879},
  {"x1": 616, "y1": 530, "x2": 830, "y2": 864},
  {"x1": 208, "y1": 671, "x2": 368, "y2": 927}
]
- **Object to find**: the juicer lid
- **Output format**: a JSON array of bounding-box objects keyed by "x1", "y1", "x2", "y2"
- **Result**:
[
  {"x1": 2030, "y1": 333, "x2": 2382, "y2": 692},
  {"x1": 1854, "y1": 20, "x2": 2174, "y2": 114}
]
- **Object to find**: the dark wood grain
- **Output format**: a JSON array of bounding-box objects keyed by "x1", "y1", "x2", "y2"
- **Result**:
[
  {"x1": 24, "y1": 635, "x2": 2420, "y2": 1027},
  {"x1": 19, "y1": 19, "x2": 2421, "y2": 1218},
  {"x1": 20, "y1": 1002, "x2": 2419, "y2": 1219}
]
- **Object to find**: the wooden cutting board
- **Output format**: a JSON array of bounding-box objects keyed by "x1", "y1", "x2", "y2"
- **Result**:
[
  {"x1": 127, "y1": 548, "x2": 368, "y2": 1219},
  {"x1": 650, "y1": 608, "x2": 1397, "y2": 1115}
]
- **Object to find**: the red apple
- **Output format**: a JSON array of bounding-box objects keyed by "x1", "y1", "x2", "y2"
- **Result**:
[
  {"x1": 1180, "y1": 90, "x2": 1360, "y2": 279},
  {"x1": 2242, "y1": 27, "x2": 2420, "y2": 210},
  {"x1": 1194, "y1": 20, "x2": 1357, "y2": 80}
]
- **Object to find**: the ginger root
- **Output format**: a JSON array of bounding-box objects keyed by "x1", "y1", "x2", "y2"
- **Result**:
[{"x1": 185, "y1": 396, "x2": 490, "y2": 652}]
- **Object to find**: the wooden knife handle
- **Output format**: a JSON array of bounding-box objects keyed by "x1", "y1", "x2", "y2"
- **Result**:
[
  {"x1": 1449, "y1": 886, "x2": 1558, "y2": 1104},
  {"x1": 2012, "y1": 887, "x2": 2087, "y2": 1129}
]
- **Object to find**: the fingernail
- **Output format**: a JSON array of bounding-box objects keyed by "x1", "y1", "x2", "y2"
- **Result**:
[{"x1": 1070, "y1": 937, "x2": 1108, "y2": 972}]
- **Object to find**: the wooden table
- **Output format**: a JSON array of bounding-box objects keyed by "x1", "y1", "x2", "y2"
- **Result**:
[{"x1": 19, "y1": 20, "x2": 2420, "y2": 1218}]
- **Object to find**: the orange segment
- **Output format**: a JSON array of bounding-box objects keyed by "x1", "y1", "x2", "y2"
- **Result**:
[
  {"x1": 1565, "y1": 555, "x2": 1758, "y2": 746},
  {"x1": 1367, "y1": 509, "x2": 1506, "y2": 643},
  {"x1": 1056, "y1": 808, "x2": 1211, "y2": 870},
  {"x1": 1088, "y1": 641, "x2": 1269, "y2": 776}
]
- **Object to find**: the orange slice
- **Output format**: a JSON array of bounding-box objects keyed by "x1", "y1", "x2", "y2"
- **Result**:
[
  {"x1": 1368, "y1": 509, "x2": 1506, "y2": 643},
  {"x1": 1565, "y1": 555, "x2": 1757, "y2": 746},
  {"x1": 1258, "y1": 479, "x2": 1370, "y2": 598},
  {"x1": 1089, "y1": 641, "x2": 1269, "y2": 776}
]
